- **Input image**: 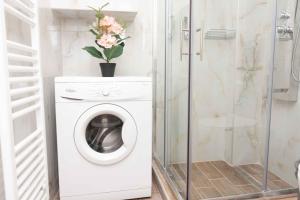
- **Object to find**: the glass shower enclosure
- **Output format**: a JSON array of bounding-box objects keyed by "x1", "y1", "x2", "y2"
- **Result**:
[{"x1": 153, "y1": 0, "x2": 300, "y2": 199}]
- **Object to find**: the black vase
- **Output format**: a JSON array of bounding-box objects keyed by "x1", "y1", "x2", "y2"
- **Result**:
[{"x1": 99, "y1": 63, "x2": 116, "y2": 77}]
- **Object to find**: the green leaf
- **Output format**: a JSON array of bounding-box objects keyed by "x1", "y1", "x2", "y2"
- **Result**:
[
  {"x1": 117, "y1": 36, "x2": 130, "y2": 44},
  {"x1": 88, "y1": 6, "x2": 104, "y2": 19},
  {"x1": 103, "y1": 45, "x2": 124, "y2": 62},
  {"x1": 100, "y1": 2, "x2": 109, "y2": 10},
  {"x1": 96, "y1": 12, "x2": 104, "y2": 19},
  {"x1": 119, "y1": 42, "x2": 125, "y2": 47},
  {"x1": 89, "y1": 29, "x2": 98, "y2": 36},
  {"x1": 95, "y1": 40, "x2": 105, "y2": 49},
  {"x1": 82, "y1": 46, "x2": 103, "y2": 59},
  {"x1": 88, "y1": 6, "x2": 99, "y2": 12}
]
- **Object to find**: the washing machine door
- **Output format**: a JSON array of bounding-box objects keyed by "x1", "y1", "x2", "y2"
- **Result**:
[{"x1": 74, "y1": 104, "x2": 138, "y2": 165}]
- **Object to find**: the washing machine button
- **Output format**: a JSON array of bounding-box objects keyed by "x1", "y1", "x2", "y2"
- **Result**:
[{"x1": 102, "y1": 90, "x2": 110, "y2": 96}]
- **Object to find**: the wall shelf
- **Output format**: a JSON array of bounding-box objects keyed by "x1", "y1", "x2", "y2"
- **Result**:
[{"x1": 51, "y1": 6, "x2": 137, "y2": 22}]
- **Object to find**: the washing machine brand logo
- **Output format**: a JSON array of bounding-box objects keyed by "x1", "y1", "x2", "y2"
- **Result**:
[{"x1": 65, "y1": 88, "x2": 76, "y2": 93}]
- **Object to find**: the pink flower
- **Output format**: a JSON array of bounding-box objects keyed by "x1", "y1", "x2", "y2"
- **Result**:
[
  {"x1": 97, "y1": 34, "x2": 117, "y2": 48},
  {"x1": 108, "y1": 22, "x2": 123, "y2": 34},
  {"x1": 99, "y1": 16, "x2": 116, "y2": 27},
  {"x1": 99, "y1": 16, "x2": 123, "y2": 34}
]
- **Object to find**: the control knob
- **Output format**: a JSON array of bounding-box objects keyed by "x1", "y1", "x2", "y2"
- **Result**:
[{"x1": 102, "y1": 90, "x2": 110, "y2": 96}]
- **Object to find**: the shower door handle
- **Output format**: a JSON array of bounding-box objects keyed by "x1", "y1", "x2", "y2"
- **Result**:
[
  {"x1": 180, "y1": 16, "x2": 189, "y2": 61},
  {"x1": 196, "y1": 28, "x2": 204, "y2": 61}
]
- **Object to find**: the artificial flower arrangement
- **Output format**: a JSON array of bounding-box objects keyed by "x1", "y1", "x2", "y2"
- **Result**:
[{"x1": 83, "y1": 3, "x2": 129, "y2": 77}]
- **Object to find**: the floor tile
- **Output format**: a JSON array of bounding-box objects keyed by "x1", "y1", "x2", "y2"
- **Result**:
[
  {"x1": 195, "y1": 162, "x2": 223, "y2": 179},
  {"x1": 211, "y1": 161, "x2": 249, "y2": 186},
  {"x1": 210, "y1": 178, "x2": 242, "y2": 196},
  {"x1": 196, "y1": 187, "x2": 222, "y2": 198},
  {"x1": 168, "y1": 161, "x2": 293, "y2": 200},
  {"x1": 236, "y1": 184, "x2": 260, "y2": 193}
]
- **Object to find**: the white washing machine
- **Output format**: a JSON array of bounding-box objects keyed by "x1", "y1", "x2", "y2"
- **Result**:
[{"x1": 55, "y1": 77, "x2": 152, "y2": 200}]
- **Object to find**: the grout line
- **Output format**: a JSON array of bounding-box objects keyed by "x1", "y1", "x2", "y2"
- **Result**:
[
  {"x1": 191, "y1": 184, "x2": 205, "y2": 199},
  {"x1": 210, "y1": 162, "x2": 238, "y2": 185},
  {"x1": 190, "y1": 163, "x2": 217, "y2": 192},
  {"x1": 235, "y1": 166, "x2": 262, "y2": 192},
  {"x1": 201, "y1": 163, "x2": 225, "y2": 197},
  {"x1": 206, "y1": 178, "x2": 224, "y2": 181},
  {"x1": 209, "y1": 162, "x2": 252, "y2": 195},
  {"x1": 209, "y1": 179, "x2": 227, "y2": 197},
  {"x1": 193, "y1": 162, "x2": 212, "y2": 180},
  {"x1": 209, "y1": 162, "x2": 227, "y2": 179},
  {"x1": 195, "y1": 161, "x2": 246, "y2": 197},
  {"x1": 195, "y1": 186, "x2": 216, "y2": 189},
  {"x1": 238, "y1": 165, "x2": 266, "y2": 189},
  {"x1": 211, "y1": 162, "x2": 258, "y2": 187}
]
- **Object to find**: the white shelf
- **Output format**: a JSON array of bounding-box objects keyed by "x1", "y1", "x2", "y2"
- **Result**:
[{"x1": 52, "y1": 7, "x2": 137, "y2": 22}]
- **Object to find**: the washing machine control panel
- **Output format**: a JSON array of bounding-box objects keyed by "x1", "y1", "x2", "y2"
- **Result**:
[{"x1": 55, "y1": 82, "x2": 151, "y2": 102}]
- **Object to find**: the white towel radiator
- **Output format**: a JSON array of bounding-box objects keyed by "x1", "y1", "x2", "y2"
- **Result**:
[{"x1": 0, "y1": 0, "x2": 49, "y2": 200}]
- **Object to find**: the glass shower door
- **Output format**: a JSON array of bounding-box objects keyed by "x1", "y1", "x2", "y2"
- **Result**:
[
  {"x1": 188, "y1": 0, "x2": 279, "y2": 199},
  {"x1": 165, "y1": 0, "x2": 191, "y2": 198},
  {"x1": 160, "y1": 0, "x2": 299, "y2": 199}
]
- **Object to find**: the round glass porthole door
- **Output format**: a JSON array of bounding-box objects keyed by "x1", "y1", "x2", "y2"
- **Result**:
[
  {"x1": 86, "y1": 114, "x2": 124, "y2": 153},
  {"x1": 74, "y1": 104, "x2": 138, "y2": 165}
]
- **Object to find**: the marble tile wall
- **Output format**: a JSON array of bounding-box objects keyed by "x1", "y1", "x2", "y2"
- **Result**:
[
  {"x1": 190, "y1": 0, "x2": 238, "y2": 163},
  {"x1": 153, "y1": 0, "x2": 166, "y2": 164},
  {"x1": 269, "y1": 99, "x2": 300, "y2": 187},
  {"x1": 268, "y1": 0, "x2": 300, "y2": 187},
  {"x1": 231, "y1": 0, "x2": 274, "y2": 166},
  {"x1": 166, "y1": 0, "x2": 238, "y2": 164},
  {"x1": 273, "y1": 0, "x2": 297, "y2": 91},
  {"x1": 167, "y1": 2, "x2": 190, "y2": 163},
  {"x1": 38, "y1": 0, "x2": 62, "y2": 198}
]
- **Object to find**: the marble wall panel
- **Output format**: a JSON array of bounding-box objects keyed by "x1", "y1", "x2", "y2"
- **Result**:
[{"x1": 39, "y1": 1, "x2": 62, "y2": 198}]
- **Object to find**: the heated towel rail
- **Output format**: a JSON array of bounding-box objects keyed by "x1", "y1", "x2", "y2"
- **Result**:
[{"x1": 0, "y1": 0, "x2": 49, "y2": 200}]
